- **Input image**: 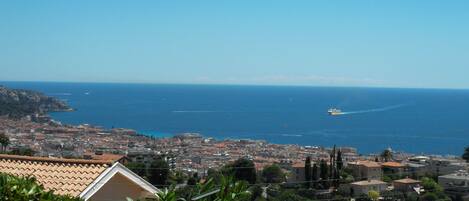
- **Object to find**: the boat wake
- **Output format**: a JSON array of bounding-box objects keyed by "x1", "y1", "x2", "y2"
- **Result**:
[
  {"x1": 341, "y1": 104, "x2": 408, "y2": 115},
  {"x1": 172, "y1": 110, "x2": 224, "y2": 113},
  {"x1": 281, "y1": 134, "x2": 303, "y2": 137}
]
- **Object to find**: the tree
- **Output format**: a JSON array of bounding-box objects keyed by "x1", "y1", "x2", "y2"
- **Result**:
[
  {"x1": 421, "y1": 192, "x2": 438, "y2": 201},
  {"x1": 304, "y1": 156, "x2": 312, "y2": 188},
  {"x1": 225, "y1": 158, "x2": 257, "y2": 184},
  {"x1": 336, "y1": 149, "x2": 343, "y2": 171},
  {"x1": 148, "y1": 157, "x2": 170, "y2": 186},
  {"x1": 8, "y1": 147, "x2": 35, "y2": 156},
  {"x1": 170, "y1": 170, "x2": 187, "y2": 184},
  {"x1": 319, "y1": 159, "x2": 329, "y2": 188},
  {"x1": 190, "y1": 176, "x2": 251, "y2": 201},
  {"x1": 381, "y1": 149, "x2": 393, "y2": 162},
  {"x1": 125, "y1": 162, "x2": 147, "y2": 178},
  {"x1": 261, "y1": 164, "x2": 284, "y2": 183},
  {"x1": 319, "y1": 159, "x2": 328, "y2": 180},
  {"x1": 463, "y1": 146, "x2": 469, "y2": 162},
  {"x1": 312, "y1": 164, "x2": 318, "y2": 181},
  {"x1": 329, "y1": 145, "x2": 336, "y2": 179},
  {"x1": 207, "y1": 168, "x2": 222, "y2": 184},
  {"x1": 273, "y1": 190, "x2": 310, "y2": 201},
  {"x1": 420, "y1": 177, "x2": 450, "y2": 201},
  {"x1": 368, "y1": 190, "x2": 380, "y2": 201},
  {"x1": 0, "y1": 133, "x2": 9, "y2": 153},
  {"x1": 421, "y1": 177, "x2": 443, "y2": 193},
  {"x1": 214, "y1": 176, "x2": 251, "y2": 201},
  {"x1": 154, "y1": 187, "x2": 180, "y2": 201},
  {"x1": 187, "y1": 173, "x2": 199, "y2": 186}
]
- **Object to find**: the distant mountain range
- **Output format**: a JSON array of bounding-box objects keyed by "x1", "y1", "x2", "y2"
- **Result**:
[{"x1": 0, "y1": 86, "x2": 71, "y2": 118}]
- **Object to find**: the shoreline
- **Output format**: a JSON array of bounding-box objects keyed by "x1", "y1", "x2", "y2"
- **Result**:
[
  {"x1": 3, "y1": 81, "x2": 466, "y2": 156},
  {"x1": 49, "y1": 114, "x2": 460, "y2": 157}
]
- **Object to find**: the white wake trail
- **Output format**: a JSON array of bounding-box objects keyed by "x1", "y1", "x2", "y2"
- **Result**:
[{"x1": 341, "y1": 104, "x2": 408, "y2": 115}]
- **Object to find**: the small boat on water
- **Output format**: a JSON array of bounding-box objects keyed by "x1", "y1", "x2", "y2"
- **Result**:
[{"x1": 328, "y1": 108, "x2": 343, "y2": 116}]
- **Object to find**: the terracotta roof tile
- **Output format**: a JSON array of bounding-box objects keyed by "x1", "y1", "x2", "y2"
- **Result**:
[
  {"x1": 382, "y1": 161, "x2": 405, "y2": 168},
  {"x1": 0, "y1": 154, "x2": 110, "y2": 197}
]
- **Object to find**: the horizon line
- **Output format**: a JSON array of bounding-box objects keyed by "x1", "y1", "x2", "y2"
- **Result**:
[{"x1": 1, "y1": 79, "x2": 468, "y2": 91}]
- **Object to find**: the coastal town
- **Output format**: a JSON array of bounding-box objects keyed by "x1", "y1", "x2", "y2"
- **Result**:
[{"x1": 2, "y1": 113, "x2": 469, "y2": 200}]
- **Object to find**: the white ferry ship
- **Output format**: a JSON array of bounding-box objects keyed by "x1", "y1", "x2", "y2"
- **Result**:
[{"x1": 328, "y1": 108, "x2": 343, "y2": 116}]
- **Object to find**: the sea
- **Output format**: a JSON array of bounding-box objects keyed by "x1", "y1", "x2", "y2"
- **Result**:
[{"x1": 2, "y1": 81, "x2": 469, "y2": 155}]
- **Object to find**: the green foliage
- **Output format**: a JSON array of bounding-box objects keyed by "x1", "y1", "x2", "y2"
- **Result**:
[
  {"x1": 421, "y1": 177, "x2": 443, "y2": 193},
  {"x1": 154, "y1": 187, "x2": 184, "y2": 201},
  {"x1": 261, "y1": 164, "x2": 284, "y2": 184},
  {"x1": 125, "y1": 162, "x2": 147, "y2": 178},
  {"x1": 463, "y1": 146, "x2": 469, "y2": 162},
  {"x1": 213, "y1": 176, "x2": 251, "y2": 201},
  {"x1": 381, "y1": 149, "x2": 393, "y2": 162},
  {"x1": 421, "y1": 192, "x2": 438, "y2": 201},
  {"x1": 0, "y1": 173, "x2": 81, "y2": 201},
  {"x1": 381, "y1": 191, "x2": 404, "y2": 201},
  {"x1": 178, "y1": 176, "x2": 251, "y2": 201},
  {"x1": 0, "y1": 86, "x2": 70, "y2": 118},
  {"x1": 0, "y1": 133, "x2": 9, "y2": 153},
  {"x1": 149, "y1": 157, "x2": 170, "y2": 186},
  {"x1": 340, "y1": 169, "x2": 354, "y2": 184},
  {"x1": 273, "y1": 189, "x2": 310, "y2": 201},
  {"x1": 207, "y1": 168, "x2": 222, "y2": 184},
  {"x1": 305, "y1": 156, "x2": 312, "y2": 188},
  {"x1": 224, "y1": 158, "x2": 257, "y2": 184},
  {"x1": 368, "y1": 190, "x2": 380, "y2": 201},
  {"x1": 7, "y1": 147, "x2": 36, "y2": 156},
  {"x1": 319, "y1": 159, "x2": 329, "y2": 188},
  {"x1": 170, "y1": 170, "x2": 188, "y2": 184},
  {"x1": 419, "y1": 177, "x2": 451, "y2": 201},
  {"x1": 312, "y1": 164, "x2": 318, "y2": 181},
  {"x1": 336, "y1": 150, "x2": 343, "y2": 171},
  {"x1": 382, "y1": 175, "x2": 392, "y2": 183},
  {"x1": 187, "y1": 173, "x2": 199, "y2": 186}
]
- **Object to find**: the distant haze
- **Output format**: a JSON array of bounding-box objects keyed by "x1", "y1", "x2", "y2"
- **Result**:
[{"x1": 1, "y1": 1, "x2": 468, "y2": 89}]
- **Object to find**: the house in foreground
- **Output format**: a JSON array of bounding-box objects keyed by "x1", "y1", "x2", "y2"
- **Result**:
[
  {"x1": 438, "y1": 170, "x2": 469, "y2": 200},
  {"x1": 348, "y1": 160, "x2": 383, "y2": 180},
  {"x1": 339, "y1": 179, "x2": 388, "y2": 196},
  {"x1": 0, "y1": 154, "x2": 159, "y2": 201},
  {"x1": 349, "y1": 180, "x2": 388, "y2": 196},
  {"x1": 393, "y1": 178, "x2": 422, "y2": 193}
]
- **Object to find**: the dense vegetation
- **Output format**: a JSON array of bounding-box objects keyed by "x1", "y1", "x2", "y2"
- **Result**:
[
  {"x1": 0, "y1": 173, "x2": 81, "y2": 201},
  {"x1": 0, "y1": 86, "x2": 70, "y2": 118}
]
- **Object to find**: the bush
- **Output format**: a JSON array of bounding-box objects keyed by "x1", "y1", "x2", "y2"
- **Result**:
[{"x1": 0, "y1": 173, "x2": 81, "y2": 201}]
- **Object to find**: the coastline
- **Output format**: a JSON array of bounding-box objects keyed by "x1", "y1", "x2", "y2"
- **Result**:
[{"x1": 3, "y1": 81, "x2": 468, "y2": 155}]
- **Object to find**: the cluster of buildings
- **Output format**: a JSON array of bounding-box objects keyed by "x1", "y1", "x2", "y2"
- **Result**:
[
  {"x1": 0, "y1": 117, "x2": 341, "y2": 175},
  {"x1": 287, "y1": 154, "x2": 469, "y2": 199},
  {"x1": 2, "y1": 117, "x2": 469, "y2": 200}
]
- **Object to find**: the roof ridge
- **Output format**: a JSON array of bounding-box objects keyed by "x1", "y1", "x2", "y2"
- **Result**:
[{"x1": 0, "y1": 154, "x2": 112, "y2": 165}]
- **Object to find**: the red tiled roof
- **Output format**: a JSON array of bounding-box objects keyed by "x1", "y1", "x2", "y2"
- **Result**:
[
  {"x1": 382, "y1": 161, "x2": 405, "y2": 168},
  {"x1": 0, "y1": 154, "x2": 110, "y2": 197}
]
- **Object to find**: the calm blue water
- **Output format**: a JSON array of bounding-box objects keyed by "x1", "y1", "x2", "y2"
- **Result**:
[{"x1": 2, "y1": 81, "x2": 469, "y2": 155}]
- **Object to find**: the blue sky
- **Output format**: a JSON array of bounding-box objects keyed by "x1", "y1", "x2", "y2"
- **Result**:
[{"x1": 1, "y1": 1, "x2": 468, "y2": 88}]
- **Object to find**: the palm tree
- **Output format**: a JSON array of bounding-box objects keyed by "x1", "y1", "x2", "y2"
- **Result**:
[
  {"x1": 190, "y1": 176, "x2": 251, "y2": 201},
  {"x1": 380, "y1": 149, "x2": 393, "y2": 162},
  {"x1": 154, "y1": 187, "x2": 186, "y2": 201}
]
